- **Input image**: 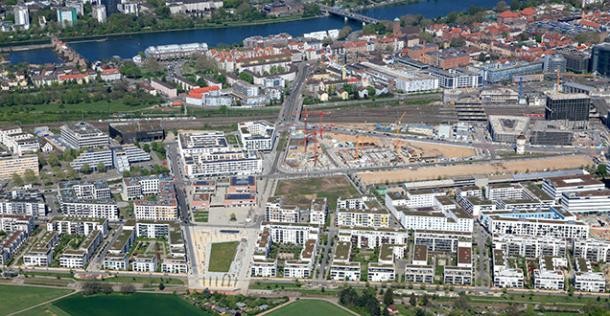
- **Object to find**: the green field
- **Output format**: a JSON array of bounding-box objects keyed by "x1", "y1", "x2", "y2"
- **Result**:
[
  {"x1": 53, "y1": 293, "x2": 212, "y2": 316},
  {"x1": 267, "y1": 299, "x2": 353, "y2": 316},
  {"x1": 275, "y1": 176, "x2": 359, "y2": 210},
  {"x1": 0, "y1": 284, "x2": 73, "y2": 315},
  {"x1": 208, "y1": 241, "x2": 239, "y2": 272}
]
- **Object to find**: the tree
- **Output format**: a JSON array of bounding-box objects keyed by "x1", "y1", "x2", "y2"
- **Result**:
[
  {"x1": 239, "y1": 71, "x2": 254, "y2": 84},
  {"x1": 23, "y1": 169, "x2": 38, "y2": 184},
  {"x1": 510, "y1": 0, "x2": 521, "y2": 10},
  {"x1": 96, "y1": 162, "x2": 106, "y2": 173},
  {"x1": 119, "y1": 284, "x2": 136, "y2": 293},
  {"x1": 383, "y1": 287, "x2": 394, "y2": 306},
  {"x1": 450, "y1": 37, "x2": 466, "y2": 48},
  {"x1": 596, "y1": 164, "x2": 607, "y2": 178},
  {"x1": 338, "y1": 26, "x2": 352, "y2": 40},
  {"x1": 409, "y1": 293, "x2": 417, "y2": 306},
  {"x1": 159, "y1": 282, "x2": 165, "y2": 291},
  {"x1": 495, "y1": 0, "x2": 508, "y2": 12},
  {"x1": 47, "y1": 153, "x2": 60, "y2": 167},
  {"x1": 120, "y1": 61, "x2": 142, "y2": 79},
  {"x1": 229, "y1": 213, "x2": 237, "y2": 221},
  {"x1": 12, "y1": 173, "x2": 24, "y2": 186},
  {"x1": 80, "y1": 163, "x2": 92, "y2": 174}
]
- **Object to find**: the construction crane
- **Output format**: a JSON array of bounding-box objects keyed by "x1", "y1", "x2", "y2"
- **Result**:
[
  {"x1": 302, "y1": 108, "x2": 310, "y2": 153},
  {"x1": 354, "y1": 135, "x2": 361, "y2": 159},
  {"x1": 395, "y1": 112, "x2": 406, "y2": 134}
]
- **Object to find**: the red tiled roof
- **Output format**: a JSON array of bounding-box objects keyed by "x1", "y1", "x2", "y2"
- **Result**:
[{"x1": 187, "y1": 86, "x2": 220, "y2": 99}]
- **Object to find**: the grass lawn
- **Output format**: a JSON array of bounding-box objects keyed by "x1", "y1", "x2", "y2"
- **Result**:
[
  {"x1": 275, "y1": 176, "x2": 359, "y2": 210},
  {"x1": 208, "y1": 241, "x2": 239, "y2": 272},
  {"x1": 16, "y1": 303, "x2": 71, "y2": 316},
  {"x1": 0, "y1": 284, "x2": 73, "y2": 315},
  {"x1": 193, "y1": 211, "x2": 209, "y2": 223},
  {"x1": 267, "y1": 299, "x2": 353, "y2": 316},
  {"x1": 53, "y1": 293, "x2": 212, "y2": 316}
]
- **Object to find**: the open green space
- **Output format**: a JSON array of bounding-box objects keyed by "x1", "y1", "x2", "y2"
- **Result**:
[
  {"x1": 275, "y1": 176, "x2": 359, "y2": 210},
  {"x1": 208, "y1": 241, "x2": 239, "y2": 272},
  {"x1": 0, "y1": 284, "x2": 73, "y2": 315},
  {"x1": 53, "y1": 293, "x2": 212, "y2": 316},
  {"x1": 193, "y1": 211, "x2": 209, "y2": 223},
  {"x1": 267, "y1": 299, "x2": 353, "y2": 316}
]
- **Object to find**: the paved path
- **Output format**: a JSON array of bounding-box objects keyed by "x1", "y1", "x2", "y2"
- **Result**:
[{"x1": 7, "y1": 290, "x2": 79, "y2": 316}]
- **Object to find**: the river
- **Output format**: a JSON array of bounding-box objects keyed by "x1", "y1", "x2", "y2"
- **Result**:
[{"x1": 8, "y1": 0, "x2": 495, "y2": 64}]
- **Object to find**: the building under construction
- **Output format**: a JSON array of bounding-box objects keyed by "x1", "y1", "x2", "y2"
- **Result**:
[{"x1": 108, "y1": 122, "x2": 165, "y2": 144}]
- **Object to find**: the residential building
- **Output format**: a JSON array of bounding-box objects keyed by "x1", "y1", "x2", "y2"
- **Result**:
[
  {"x1": 486, "y1": 215, "x2": 588, "y2": 239},
  {"x1": 59, "y1": 230, "x2": 102, "y2": 269},
  {"x1": 444, "y1": 266, "x2": 473, "y2": 285},
  {"x1": 337, "y1": 227, "x2": 409, "y2": 249},
  {"x1": 23, "y1": 231, "x2": 58, "y2": 267},
  {"x1": 309, "y1": 198, "x2": 327, "y2": 226},
  {"x1": 0, "y1": 154, "x2": 39, "y2": 181},
  {"x1": 476, "y1": 62, "x2": 543, "y2": 83},
  {"x1": 414, "y1": 230, "x2": 472, "y2": 253},
  {"x1": 0, "y1": 127, "x2": 40, "y2": 155},
  {"x1": 573, "y1": 238, "x2": 610, "y2": 263},
  {"x1": 135, "y1": 222, "x2": 170, "y2": 239},
  {"x1": 57, "y1": 7, "x2": 78, "y2": 27},
  {"x1": 251, "y1": 259, "x2": 278, "y2": 277},
  {"x1": 493, "y1": 234, "x2": 567, "y2": 258},
  {"x1": 0, "y1": 215, "x2": 34, "y2": 233},
  {"x1": 134, "y1": 181, "x2": 178, "y2": 222},
  {"x1": 13, "y1": 4, "x2": 30, "y2": 30},
  {"x1": 368, "y1": 264, "x2": 395, "y2": 282},
  {"x1": 0, "y1": 230, "x2": 27, "y2": 266},
  {"x1": 330, "y1": 241, "x2": 360, "y2": 281},
  {"x1": 103, "y1": 228, "x2": 135, "y2": 271},
  {"x1": 0, "y1": 189, "x2": 46, "y2": 218},
  {"x1": 262, "y1": 223, "x2": 319, "y2": 246},
  {"x1": 58, "y1": 181, "x2": 119, "y2": 221},
  {"x1": 574, "y1": 258, "x2": 606, "y2": 292},
  {"x1": 92, "y1": 4, "x2": 107, "y2": 23},
  {"x1": 533, "y1": 256, "x2": 565, "y2": 290},
  {"x1": 404, "y1": 265, "x2": 434, "y2": 283},
  {"x1": 238, "y1": 121, "x2": 276, "y2": 151},
  {"x1": 131, "y1": 255, "x2": 158, "y2": 272},
  {"x1": 47, "y1": 217, "x2": 108, "y2": 236}
]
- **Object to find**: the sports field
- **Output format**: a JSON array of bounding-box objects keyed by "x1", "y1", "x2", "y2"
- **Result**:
[
  {"x1": 52, "y1": 293, "x2": 211, "y2": 316},
  {"x1": 267, "y1": 299, "x2": 354, "y2": 316},
  {"x1": 0, "y1": 284, "x2": 73, "y2": 315},
  {"x1": 208, "y1": 241, "x2": 239, "y2": 272}
]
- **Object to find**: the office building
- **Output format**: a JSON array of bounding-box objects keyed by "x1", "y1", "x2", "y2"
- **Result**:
[
  {"x1": 542, "y1": 174, "x2": 604, "y2": 201},
  {"x1": 591, "y1": 43, "x2": 610, "y2": 77},
  {"x1": 60, "y1": 122, "x2": 108, "y2": 149},
  {"x1": 560, "y1": 49, "x2": 590, "y2": 74},
  {"x1": 544, "y1": 92, "x2": 590, "y2": 129},
  {"x1": 560, "y1": 189, "x2": 610, "y2": 214},
  {"x1": 92, "y1": 4, "x2": 107, "y2": 23},
  {"x1": 488, "y1": 115, "x2": 530, "y2": 143},
  {"x1": 108, "y1": 122, "x2": 165, "y2": 144},
  {"x1": 0, "y1": 154, "x2": 39, "y2": 181},
  {"x1": 543, "y1": 54, "x2": 567, "y2": 74},
  {"x1": 56, "y1": 7, "x2": 78, "y2": 27},
  {"x1": 477, "y1": 62, "x2": 543, "y2": 83}
]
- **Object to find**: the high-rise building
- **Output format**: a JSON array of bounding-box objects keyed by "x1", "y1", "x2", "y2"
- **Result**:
[
  {"x1": 544, "y1": 92, "x2": 590, "y2": 129},
  {"x1": 56, "y1": 7, "x2": 78, "y2": 27},
  {"x1": 13, "y1": 4, "x2": 30, "y2": 30},
  {"x1": 92, "y1": 4, "x2": 107, "y2": 23},
  {"x1": 591, "y1": 43, "x2": 610, "y2": 77}
]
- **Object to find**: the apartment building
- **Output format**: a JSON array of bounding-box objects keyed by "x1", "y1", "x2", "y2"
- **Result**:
[
  {"x1": 59, "y1": 230, "x2": 102, "y2": 269},
  {"x1": 390, "y1": 206, "x2": 473, "y2": 233},
  {"x1": 487, "y1": 183, "x2": 527, "y2": 201},
  {"x1": 103, "y1": 228, "x2": 135, "y2": 271},
  {"x1": 0, "y1": 230, "x2": 28, "y2": 266},
  {"x1": 178, "y1": 131, "x2": 263, "y2": 177},
  {"x1": 283, "y1": 239, "x2": 317, "y2": 279},
  {"x1": 444, "y1": 266, "x2": 473, "y2": 285},
  {"x1": 542, "y1": 175, "x2": 604, "y2": 201},
  {"x1": 574, "y1": 258, "x2": 606, "y2": 292},
  {"x1": 122, "y1": 176, "x2": 162, "y2": 200},
  {"x1": 0, "y1": 215, "x2": 34, "y2": 233},
  {"x1": 134, "y1": 181, "x2": 178, "y2": 221},
  {"x1": 492, "y1": 249, "x2": 524, "y2": 288},
  {"x1": 337, "y1": 227, "x2": 409, "y2": 249},
  {"x1": 161, "y1": 257, "x2": 188, "y2": 274},
  {"x1": 336, "y1": 206, "x2": 390, "y2": 229},
  {"x1": 378, "y1": 244, "x2": 406, "y2": 265},
  {"x1": 262, "y1": 223, "x2": 319, "y2": 246},
  {"x1": 135, "y1": 222, "x2": 171, "y2": 239},
  {"x1": 47, "y1": 217, "x2": 108, "y2": 236},
  {"x1": 404, "y1": 265, "x2": 434, "y2": 283},
  {"x1": 23, "y1": 231, "x2": 58, "y2": 267},
  {"x1": 486, "y1": 215, "x2": 589, "y2": 239},
  {"x1": 456, "y1": 195, "x2": 497, "y2": 217},
  {"x1": 368, "y1": 264, "x2": 395, "y2": 282},
  {"x1": 58, "y1": 180, "x2": 118, "y2": 220},
  {"x1": 251, "y1": 259, "x2": 278, "y2": 277},
  {"x1": 309, "y1": 198, "x2": 327, "y2": 226},
  {"x1": 330, "y1": 241, "x2": 361, "y2": 281},
  {"x1": 0, "y1": 189, "x2": 46, "y2": 218},
  {"x1": 385, "y1": 188, "x2": 446, "y2": 209},
  {"x1": 60, "y1": 121, "x2": 108, "y2": 149},
  {"x1": 237, "y1": 121, "x2": 276, "y2": 151},
  {"x1": 414, "y1": 230, "x2": 472, "y2": 253},
  {"x1": 533, "y1": 256, "x2": 565, "y2": 290},
  {"x1": 493, "y1": 234, "x2": 567, "y2": 258},
  {"x1": 131, "y1": 255, "x2": 158, "y2": 272},
  {"x1": 573, "y1": 238, "x2": 610, "y2": 263}
]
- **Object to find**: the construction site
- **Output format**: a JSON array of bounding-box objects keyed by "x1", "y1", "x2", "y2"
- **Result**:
[{"x1": 281, "y1": 109, "x2": 478, "y2": 172}]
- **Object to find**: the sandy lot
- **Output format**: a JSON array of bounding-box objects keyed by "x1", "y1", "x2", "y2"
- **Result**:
[
  {"x1": 358, "y1": 154, "x2": 593, "y2": 185},
  {"x1": 327, "y1": 132, "x2": 475, "y2": 158}
]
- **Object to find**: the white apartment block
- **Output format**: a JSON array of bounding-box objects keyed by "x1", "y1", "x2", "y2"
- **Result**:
[
  {"x1": 444, "y1": 266, "x2": 473, "y2": 285},
  {"x1": 47, "y1": 217, "x2": 108, "y2": 236},
  {"x1": 337, "y1": 227, "x2": 409, "y2": 249},
  {"x1": 574, "y1": 238, "x2": 610, "y2": 263},
  {"x1": 336, "y1": 208, "x2": 390, "y2": 228},
  {"x1": 133, "y1": 180, "x2": 177, "y2": 222},
  {"x1": 0, "y1": 215, "x2": 34, "y2": 233},
  {"x1": 487, "y1": 183, "x2": 527, "y2": 201},
  {"x1": 251, "y1": 259, "x2": 278, "y2": 277},
  {"x1": 414, "y1": 230, "x2": 472, "y2": 253},
  {"x1": 0, "y1": 190, "x2": 46, "y2": 218},
  {"x1": 104, "y1": 254, "x2": 129, "y2": 271},
  {"x1": 136, "y1": 222, "x2": 170, "y2": 239},
  {"x1": 284, "y1": 261, "x2": 312, "y2": 278},
  {"x1": 560, "y1": 189, "x2": 610, "y2": 214},
  {"x1": 131, "y1": 256, "x2": 158, "y2": 272},
  {"x1": 493, "y1": 234, "x2": 567, "y2": 258},
  {"x1": 457, "y1": 195, "x2": 496, "y2": 217},
  {"x1": 262, "y1": 223, "x2": 319, "y2": 246},
  {"x1": 404, "y1": 265, "x2": 434, "y2": 283},
  {"x1": 330, "y1": 263, "x2": 361, "y2": 281},
  {"x1": 162, "y1": 257, "x2": 188, "y2": 274},
  {"x1": 533, "y1": 257, "x2": 565, "y2": 290},
  {"x1": 486, "y1": 216, "x2": 589, "y2": 239},
  {"x1": 542, "y1": 174, "x2": 605, "y2": 201},
  {"x1": 1, "y1": 230, "x2": 28, "y2": 266},
  {"x1": 378, "y1": 244, "x2": 406, "y2": 265},
  {"x1": 386, "y1": 188, "x2": 446, "y2": 209},
  {"x1": 368, "y1": 264, "x2": 395, "y2": 282},
  {"x1": 122, "y1": 176, "x2": 161, "y2": 200},
  {"x1": 390, "y1": 206, "x2": 473, "y2": 233},
  {"x1": 494, "y1": 268, "x2": 525, "y2": 288},
  {"x1": 59, "y1": 230, "x2": 102, "y2": 269},
  {"x1": 265, "y1": 198, "x2": 303, "y2": 223},
  {"x1": 309, "y1": 198, "x2": 327, "y2": 225},
  {"x1": 575, "y1": 258, "x2": 605, "y2": 292},
  {"x1": 238, "y1": 121, "x2": 276, "y2": 151},
  {"x1": 178, "y1": 131, "x2": 263, "y2": 178},
  {"x1": 23, "y1": 231, "x2": 58, "y2": 267},
  {"x1": 59, "y1": 181, "x2": 118, "y2": 221}
]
